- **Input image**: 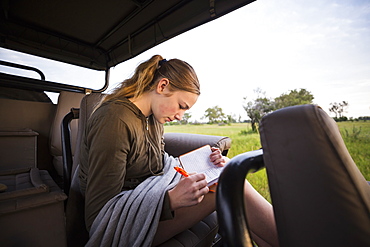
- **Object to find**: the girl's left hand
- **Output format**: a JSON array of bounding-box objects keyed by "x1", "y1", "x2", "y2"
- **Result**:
[{"x1": 210, "y1": 147, "x2": 230, "y2": 167}]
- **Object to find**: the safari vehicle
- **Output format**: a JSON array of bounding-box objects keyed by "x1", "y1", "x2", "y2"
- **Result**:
[
  {"x1": 1, "y1": 1, "x2": 369, "y2": 247},
  {"x1": 0, "y1": 0, "x2": 252, "y2": 246}
]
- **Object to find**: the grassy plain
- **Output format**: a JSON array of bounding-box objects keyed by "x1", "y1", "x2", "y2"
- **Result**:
[{"x1": 164, "y1": 121, "x2": 370, "y2": 202}]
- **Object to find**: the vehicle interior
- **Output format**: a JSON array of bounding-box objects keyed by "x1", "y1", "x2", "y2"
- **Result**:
[
  {"x1": 1, "y1": 0, "x2": 369, "y2": 246},
  {"x1": 0, "y1": 0, "x2": 251, "y2": 246}
]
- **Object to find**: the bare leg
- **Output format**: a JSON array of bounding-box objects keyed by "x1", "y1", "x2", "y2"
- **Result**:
[
  {"x1": 153, "y1": 181, "x2": 279, "y2": 247},
  {"x1": 244, "y1": 180, "x2": 280, "y2": 247},
  {"x1": 152, "y1": 192, "x2": 216, "y2": 246},
  {"x1": 251, "y1": 232, "x2": 274, "y2": 247}
]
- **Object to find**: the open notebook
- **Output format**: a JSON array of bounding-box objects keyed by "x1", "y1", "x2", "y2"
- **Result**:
[{"x1": 178, "y1": 145, "x2": 225, "y2": 186}]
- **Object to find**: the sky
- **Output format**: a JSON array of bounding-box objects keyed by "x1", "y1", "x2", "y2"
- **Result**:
[{"x1": 1, "y1": 0, "x2": 370, "y2": 122}]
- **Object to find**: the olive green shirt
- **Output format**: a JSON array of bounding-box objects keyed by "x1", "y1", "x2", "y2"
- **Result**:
[{"x1": 79, "y1": 97, "x2": 172, "y2": 230}]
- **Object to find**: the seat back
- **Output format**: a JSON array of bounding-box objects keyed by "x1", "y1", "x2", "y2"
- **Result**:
[
  {"x1": 259, "y1": 105, "x2": 370, "y2": 247},
  {"x1": 65, "y1": 93, "x2": 104, "y2": 246},
  {"x1": 164, "y1": 133, "x2": 231, "y2": 157},
  {"x1": 50, "y1": 91, "x2": 85, "y2": 177}
]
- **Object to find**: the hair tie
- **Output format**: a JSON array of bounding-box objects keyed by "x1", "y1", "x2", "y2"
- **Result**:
[{"x1": 158, "y1": 59, "x2": 167, "y2": 68}]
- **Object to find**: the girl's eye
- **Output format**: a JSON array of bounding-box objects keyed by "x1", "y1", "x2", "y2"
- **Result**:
[{"x1": 179, "y1": 104, "x2": 187, "y2": 110}]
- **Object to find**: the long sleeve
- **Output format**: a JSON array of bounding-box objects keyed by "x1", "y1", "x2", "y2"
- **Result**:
[
  {"x1": 84, "y1": 113, "x2": 131, "y2": 230},
  {"x1": 160, "y1": 191, "x2": 174, "y2": 221},
  {"x1": 79, "y1": 98, "x2": 169, "y2": 231}
]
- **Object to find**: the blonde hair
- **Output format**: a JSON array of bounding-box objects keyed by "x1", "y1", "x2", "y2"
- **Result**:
[{"x1": 102, "y1": 55, "x2": 200, "y2": 104}]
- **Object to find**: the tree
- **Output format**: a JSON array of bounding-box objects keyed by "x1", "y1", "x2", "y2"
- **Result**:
[
  {"x1": 226, "y1": 114, "x2": 237, "y2": 123},
  {"x1": 274, "y1": 88, "x2": 314, "y2": 109},
  {"x1": 203, "y1": 106, "x2": 226, "y2": 124},
  {"x1": 243, "y1": 88, "x2": 316, "y2": 132},
  {"x1": 180, "y1": 112, "x2": 192, "y2": 124},
  {"x1": 329, "y1": 102, "x2": 339, "y2": 118},
  {"x1": 243, "y1": 89, "x2": 275, "y2": 132},
  {"x1": 338, "y1": 101, "x2": 348, "y2": 118},
  {"x1": 329, "y1": 101, "x2": 349, "y2": 120}
]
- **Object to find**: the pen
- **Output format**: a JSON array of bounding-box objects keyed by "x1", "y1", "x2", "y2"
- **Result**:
[{"x1": 174, "y1": 166, "x2": 189, "y2": 177}]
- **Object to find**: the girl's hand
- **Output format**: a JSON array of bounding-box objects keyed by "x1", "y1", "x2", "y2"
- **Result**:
[
  {"x1": 168, "y1": 173, "x2": 209, "y2": 211},
  {"x1": 210, "y1": 147, "x2": 230, "y2": 167}
]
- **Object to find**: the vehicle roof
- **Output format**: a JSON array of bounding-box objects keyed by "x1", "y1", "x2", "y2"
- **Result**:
[{"x1": 0, "y1": 0, "x2": 255, "y2": 71}]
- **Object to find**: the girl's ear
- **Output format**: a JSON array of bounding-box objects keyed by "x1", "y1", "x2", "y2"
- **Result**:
[{"x1": 156, "y1": 78, "x2": 170, "y2": 94}]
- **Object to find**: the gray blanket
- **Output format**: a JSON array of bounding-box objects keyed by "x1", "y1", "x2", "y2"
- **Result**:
[{"x1": 86, "y1": 153, "x2": 181, "y2": 247}]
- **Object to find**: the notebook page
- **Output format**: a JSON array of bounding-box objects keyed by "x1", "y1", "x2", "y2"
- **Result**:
[
  {"x1": 201, "y1": 166, "x2": 223, "y2": 185},
  {"x1": 179, "y1": 145, "x2": 213, "y2": 173},
  {"x1": 179, "y1": 145, "x2": 224, "y2": 185}
]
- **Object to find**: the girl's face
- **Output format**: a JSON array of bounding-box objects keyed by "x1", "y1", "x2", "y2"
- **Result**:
[{"x1": 152, "y1": 81, "x2": 198, "y2": 124}]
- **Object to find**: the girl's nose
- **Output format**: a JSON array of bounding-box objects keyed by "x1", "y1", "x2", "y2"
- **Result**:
[{"x1": 175, "y1": 113, "x2": 182, "y2": 121}]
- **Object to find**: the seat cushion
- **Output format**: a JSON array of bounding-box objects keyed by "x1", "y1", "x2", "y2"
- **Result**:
[{"x1": 158, "y1": 212, "x2": 218, "y2": 247}]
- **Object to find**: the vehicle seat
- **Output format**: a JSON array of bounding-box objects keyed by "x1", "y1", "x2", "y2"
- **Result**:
[
  {"x1": 259, "y1": 104, "x2": 370, "y2": 246},
  {"x1": 64, "y1": 93, "x2": 231, "y2": 246},
  {"x1": 216, "y1": 104, "x2": 370, "y2": 246}
]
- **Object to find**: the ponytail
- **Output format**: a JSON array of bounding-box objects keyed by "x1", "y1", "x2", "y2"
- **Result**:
[{"x1": 102, "y1": 55, "x2": 200, "y2": 104}]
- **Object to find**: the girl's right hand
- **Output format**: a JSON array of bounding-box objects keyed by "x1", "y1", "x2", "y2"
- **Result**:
[{"x1": 168, "y1": 173, "x2": 209, "y2": 211}]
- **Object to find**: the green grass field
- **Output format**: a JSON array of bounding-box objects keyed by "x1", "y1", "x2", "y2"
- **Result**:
[{"x1": 164, "y1": 121, "x2": 370, "y2": 202}]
